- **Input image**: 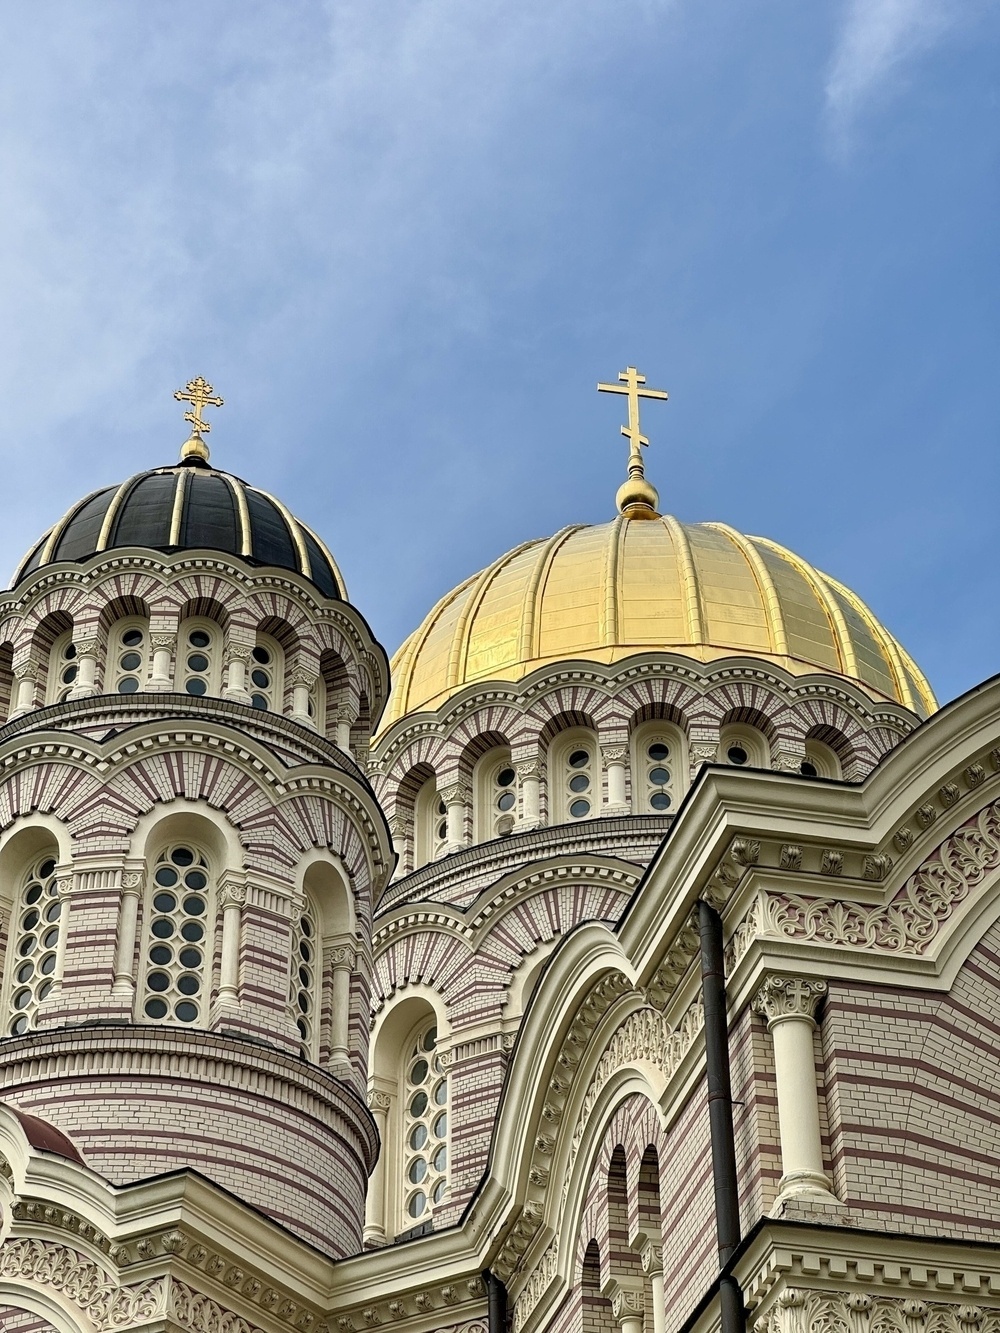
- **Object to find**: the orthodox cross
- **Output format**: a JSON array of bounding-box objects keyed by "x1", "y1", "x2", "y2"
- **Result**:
[
  {"x1": 597, "y1": 366, "x2": 668, "y2": 477},
  {"x1": 174, "y1": 376, "x2": 224, "y2": 439}
]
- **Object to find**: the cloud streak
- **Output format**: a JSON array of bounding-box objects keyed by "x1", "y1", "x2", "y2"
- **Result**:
[{"x1": 825, "y1": 0, "x2": 961, "y2": 149}]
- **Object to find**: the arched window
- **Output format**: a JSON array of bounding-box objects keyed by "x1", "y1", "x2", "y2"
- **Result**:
[
  {"x1": 175, "y1": 620, "x2": 223, "y2": 697},
  {"x1": 401, "y1": 1019, "x2": 449, "y2": 1227},
  {"x1": 473, "y1": 748, "x2": 517, "y2": 842},
  {"x1": 249, "y1": 634, "x2": 284, "y2": 712},
  {"x1": 719, "y1": 723, "x2": 769, "y2": 769},
  {"x1": 631, "y1": 722, "x2": 687, "y2": 813},
  {"x1": 549, "y1": 728, "x2": 600, "y2": 823},
  {"x1": 4, "y1": 852, "x2": 62, "y2": 1035},
  {"x1": 107, "y1": 617, "x2": 149, "y2": 694},
  {"x1": 46, "y1": 632, "x2": 78, "y2": 704},
  {"x1": 414, "y1": 778, "x2": 447, "y2": 868},
  {"x1": 290, "y1": 895, "x2": 319, "y2": 1058},
  {"x1": 140, "y1": 843, "x2": 211, "y2": 1026},
  {"x1": 801, "y1": 738, "x2": 842, "y2": 780}
]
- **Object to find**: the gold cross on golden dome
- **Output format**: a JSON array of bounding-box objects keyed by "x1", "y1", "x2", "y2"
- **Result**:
[
  {"x1": 597, "y1": 365, "x2": 668, "y2": 517},
  {"x1": 174, "y1": 376, "x2": 224, "y2": 463}
]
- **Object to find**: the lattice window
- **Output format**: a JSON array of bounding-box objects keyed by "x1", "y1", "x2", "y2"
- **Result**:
[
  {"x1": 551, "y1": 730, "x2": 599, "y2": 821},
  {"x1": 47, "y1": 633, "x2": 78, "y2": 703},
  {"x1": 141, "y1": 845, "x2": 211, "y2": 1025},
  {"x1": 109, "y1": 619, "x2": 148, "y2": 694},
  {"x1": 402, "y1": 1023, "x2": 448, "y2": 1225},
  {"x1": 632, "y1": 724, "x2": 685, "y2": 813},
  {"x1": 475, "y1": 750, "x2": 518, "y2": 841},
  {"x1": 290, "y1": 899, "x2": 319, "y2": 1056},
  {"x1": 6, "y1": 855, "x2": 62, "y2": 1035},
  {"x1": 249, "y1": 636, "x2": 284, "y2": 712},
  {"x1": 176, "y1": 621, "x2": 222, "y2": 697}
]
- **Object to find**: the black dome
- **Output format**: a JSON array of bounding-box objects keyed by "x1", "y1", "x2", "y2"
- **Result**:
[{"x1": 14, "y1": 464, "x2": 343, "y2": 599}]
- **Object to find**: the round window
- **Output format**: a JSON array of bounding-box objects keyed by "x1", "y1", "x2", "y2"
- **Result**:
[
  {"x1": 800, "y1": 761, "x2": 818, "y2": 778},
  {"x1": 175, "y1": 1001, "x2": 199, "y2": 1023},
  {"x1": 118, "y1": 676, "x2": 139, "y2": 693},
  {"x1": 648, "y1": 741, "x2": 670, "y2": 760},
  {"x1": 251, "y1": 694, "x2": 268, "y2": 709},
  {"x1": 497, "y1": 767, "x2": 515, "y2": 787},
  {"x1": 120, "y1": 652, "x2": 142, "y2": 671},
  {"x1": 569, "y1": 799, "x2": 590, "y2": 819},
  {"x1": 408, "y1": 1158, "x2": 427, "y2": 1183},
  {"x1": 122, "y1": 629, "x2": 143, "y2": 647},
  {"x1": 61, "y1": 665, "x2": 78, "y2": 684},
  {"x1": 153, "y1": 892, "x2": 177, "y2": 913},
  {"x1": 144, "y1": 997, "x2": 168, "y2": 1020},
  {"x1": 650, "y1": 791, "x2": 672, "y2": 811},
  {"x1": 727, "y1": 745, "x2": 748, "y2": 766},
  {"x1": 568, "y1": 749, "x2": 590, "y2": 768},
  {"x1": 185, "y1": 678, "x2": 207, "y2": 696},
  {"x1": 497, "y1": 791, "x2": 516, "y2": 812},
  {"x1": 189, "y1": 630, "x2": 211, "y2": 648},
  {"x1": 253, "y1": 646, "x2": 271, "y2": 664},
  {"x1": 407, "y1": 1192, "x2": 426, "y2": 1218},
  {"x1": 187, "y1": 653, "x2": 210, "y2": 673},
  {"x1": 251, "y1": 669, "x2": 270, "y2": 689},
  {"x1": 569, "y1": 774, "x2": 589, "y2": 792},
  {"x1": 649, "y1": 766, "x2": 670, "y2": 786}
]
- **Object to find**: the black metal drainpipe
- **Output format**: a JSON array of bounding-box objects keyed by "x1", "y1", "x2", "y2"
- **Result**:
[
  {"x1": 697, "y1": 899, "x2": 747, "y2": 1333},
  {"x1": 483, "y1": 1269, "x2": 509, "y2": 1333}
]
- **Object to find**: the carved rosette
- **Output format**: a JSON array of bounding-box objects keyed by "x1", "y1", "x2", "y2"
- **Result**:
[
  {"x1": 753, "y1": 976, "x2": 827, "y2": 1028},
  {"x1": 439, "y1": 782, "x2": 471, "y2": 807},
  {"x1": 218, "y1": 883, "x2": 247, "y2": 910}
]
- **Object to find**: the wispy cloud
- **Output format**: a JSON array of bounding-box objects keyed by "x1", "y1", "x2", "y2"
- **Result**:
[{"x1": 825, "y1": 0, "x2": 961, "y2": 151}]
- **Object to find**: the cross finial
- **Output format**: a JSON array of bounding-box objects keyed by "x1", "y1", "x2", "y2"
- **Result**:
[
  {"x1": 597, "y1": 365, "x2": 668, "y2": 518},
  {"x1": 174, "y1": 376, "x2": 224, "y2": 463}
]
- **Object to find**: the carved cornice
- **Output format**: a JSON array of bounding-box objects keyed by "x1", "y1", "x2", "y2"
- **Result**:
[
  {"x1": 733, "y1": 794, "x2": 1000, "y2": 963},
  {"x1": 753, "y1": 1288, "x2": 999, "y2": 1333},
  {"x1": 0, "y1": 1239, "x2": 163, "y2": 1331}
]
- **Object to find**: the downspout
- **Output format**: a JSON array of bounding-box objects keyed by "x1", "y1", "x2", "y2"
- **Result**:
[
  {"x1": 483, "y1": 1269, "x2": 509, "y2": 1333},
  {"x1": 697, "y1": 899, "x2": 746, "y2": 1333}
]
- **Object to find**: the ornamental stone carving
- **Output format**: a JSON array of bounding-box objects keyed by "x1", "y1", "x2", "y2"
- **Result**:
[
  {"x1": 750, "y1": 796, "x2": 1000, "y2": 956},
  {"x1": 753, "y1": 977, "x2": 827, "y2": 1026},
  {"x1": 149, "y1": 633, "x2": 177, "y2": 651},
  {"x1": 218, "y1": 883, "x2": 248, "y2": 909},
  {"x1": 753, "y1": 1288, "x2": 996, "y2": 1333},
  {"x1": 0, "y1": 1239, "x2": 163, "y2": 1331},
  {"x1": 226, "y1": 643, "x2": 254, "y2": 662},
  {"x1": 439, "y1": 783, "x2": 471, "y2": 806},
  {"x1": 514, "y1": 759, "x2": 541, "y2": 780}
]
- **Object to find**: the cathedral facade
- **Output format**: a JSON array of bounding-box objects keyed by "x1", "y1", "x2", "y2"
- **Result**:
[{"x1": 1, "y1": 375, "x2": 999, "y2": 1333}]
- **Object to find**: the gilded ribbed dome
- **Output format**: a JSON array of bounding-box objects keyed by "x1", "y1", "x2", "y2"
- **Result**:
[
  {"x1": 385, "y1": 516, "x2": 936, "y2": 726},
  {"x1": 14, "y1": 462, "x2": 344, "y2": 599}
]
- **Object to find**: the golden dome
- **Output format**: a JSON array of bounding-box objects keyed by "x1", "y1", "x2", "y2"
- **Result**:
[{"x1": 385, "y1": 515, "x2": 936, "y2": 727}]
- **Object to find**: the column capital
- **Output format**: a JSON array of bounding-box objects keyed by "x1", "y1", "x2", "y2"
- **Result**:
[
  {"x1": 329, "y1": 944, "x2": 356, "y2": 970},
  {"x1": 601, "y1": 744, "x2": 629, "y2": 764},
  {"x1": 218, "y1": 882, "x2": 247, "y2": 909},
  {"x1": 602, "y1": 1277, "x2": 646, "y2": 1331},
  {"x1": 439, "y1": 781, "x2": 471, "y2": 807},
  {"x1": 13, "y1": 661, "x2": 37, "y2": 681},
  {"x1": 514, "y1": 758, "x2": 541, "y2": 780},
  {"x1": 754, "y1": 975, "x2": 827, "y2": 1027},
  {"x1": 149, "y1": 633, "x2": 177, "y2": 652},
  {"x1": 73, "y1": 637, "x2": 100, "y2": 658}
]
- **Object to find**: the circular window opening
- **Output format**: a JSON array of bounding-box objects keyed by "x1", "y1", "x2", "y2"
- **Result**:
[
  {"x1": 251, "y1": 669, "x2": 269, "y2": 689},
  {"x1": 496, "y1": 767, "x2": 515, "y2": 787},
  {"x1": 144, "y1": 997, "x2": 168, "y2": 1020},
  {"x1": 153, "y1": 892, "x2": 177, "y2": 913},
  {"x1": 648, "y1": 741, "x2": 670, "y2": 761},
  {"x1": 650, "y1": 791, "x2": 672, "y2": 811},
  {"x1": 569, "y1": 773, "x2": 590, "y2": 792},
  {"x1": 497, "y1": 791, "x2": 516, "y2": 812},
  {"x1": 122, "y1": 629, "x2": 143, "y2": 647},
  {"x1": 649, "y1": 766, "x2": 671, "y2": 786},
  {"x1": 175, "y1": 1001, "x2": 199, "y2": 1023},
  {"x1": 39, "y1": 860, "x2": 56, "y2": 879},
  {"x1": 120, "y1": 652, "x2": 142, "y2": 671},
  {"x1": 800, "y1": 761, "x2": 818, "y2": 778},
  {"x1": 727, "y1": 745, "x2": 748, "y2": 766},
  {"x1": 118, "y1": 676, "x2": 139, "y2": 693},
  {"x1": 187, "y1": 653, "x2": 210, "y2": 673},
  {"x1": 252, "y1": 646, "x2": 271, "y2": 664},
  {"x1": 407, "y1": 1191, "x2": 427, "y2": 1218},
  {"x1": 569, "y1": 798, "x2": 591, "y2": 819},
  {"x1": 61, "y1": 665, "x2": 78, "y2": 684},
  {"x1": 64, "y1": 644, "x2": 77, "y2": 660},
  {"x1": 185, "y1": 678, "x2": 207, "y2": 696},
  {"x1": 568, "y1": 749, "x2": 590, "y2": 769},
  {"x1": 189, "y1": 630, "x2": 211, "y2": 649},
  {"x1": 251, "y1": 694, "x2": 268, "y2": 709}
]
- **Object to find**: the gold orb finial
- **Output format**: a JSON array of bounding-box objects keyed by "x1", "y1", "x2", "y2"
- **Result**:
[
  {"x1": 597, "y1": 365, "x2": 668, "y2": 519},
  {"x1": 174, "y1": 376, "x2": 223, "y2": 464}
]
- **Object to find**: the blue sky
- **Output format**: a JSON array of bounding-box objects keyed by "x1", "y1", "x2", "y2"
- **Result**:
[{"x1": 0, "y1": 1, "x2": 996, "y2": 705}]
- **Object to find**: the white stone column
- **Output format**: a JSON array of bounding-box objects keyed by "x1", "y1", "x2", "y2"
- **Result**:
[
  {"x1": 515, "y1": 759, "x2": 541, "y2": 829},
  {"x1": 46, "y1": 872, "x2": 74, "y2": 1005},
  {"x1": 440, "y1": 782, "x2": 470, "y2": 854},
  {"x1": 67, "y1": 637, "x2": 100, "y2": 699},
  {"x1": 146, "y1": 634, "x2": 176, "y2": 691},
  {"x1": 638, "y1": 1235, "x2": 666, "y2": 1333},
  {"x1": 753, "y1": 975, "x2": 838, "y2": 1206},
  {"x1": 10, "y1": 662, "x2": 38, "y2": 717},
  {"x1": 223, "y1": 644, "x2": 252, "y2": 704},
  {"x1": 218, "y1": 883, "x2": 247, "y2": 1005},
  {"x1": 364, "y1": 1088, "x2": 392, "y2": 1247},
  {"x1": 329, "y1": 944, "x2": 354, "y2": 1066},
  {"x1": 602, "y1": 744, "x2": 629, "y2": 813},
  {"x1": 336, "y1": 707, "x2": 357, "y2": 754},
  {"x1": 387, "y1": 812, "x2": 413, "y2": 878},
  {"x1": 603, "y1": 1279, "x2": 645, "y2": 1333},
  {"x1": 112, "y1": 871, "x2": 143, "y2": 996},
  {"x1": 290, "y1": 668, "x2": 316, "y2": 727}
]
